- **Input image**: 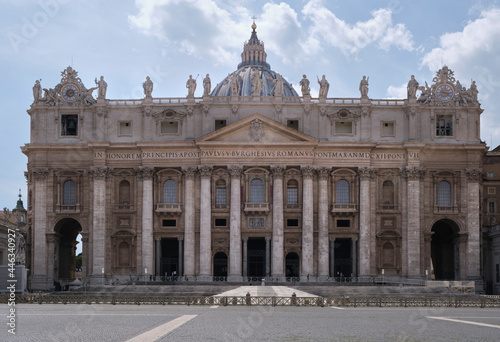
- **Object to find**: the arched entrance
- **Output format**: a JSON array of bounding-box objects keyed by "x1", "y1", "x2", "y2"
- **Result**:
[
  {"x1": 54, "y1": 218, "x2": 82, "y2": 281},
  {"x1": 431, "y1": 219, "x2": 460, "y2": 280},
  {"x1": 285, "y1": 252, "x2": 300, "y2": 278},
  {"x1": 213, "y1": 252, "x2": 228, "y2": 278}
]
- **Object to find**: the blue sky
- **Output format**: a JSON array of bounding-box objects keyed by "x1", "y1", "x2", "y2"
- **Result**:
[{"x1": 1, "y1": 0, "x2": 500, "y2": 209}]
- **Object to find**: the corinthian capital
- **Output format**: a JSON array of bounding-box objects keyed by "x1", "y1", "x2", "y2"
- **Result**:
[
  {"x1": 182, "y1": 166, "x2": 197, "y2": 180},
  {"x1": 199, "y1": 165, "x2": 213, "y2": 178},
  {"x1": 228, "y1": 165, "x2": 242, "y2": 178},
  {"x1": 90, "y1": 166, "x2": 113, "y2": 180},
  {"x1": 271, "y1": 165, "x2": 285, "y2": 178},
  {"x1": 33, "y1": 168, "x2": 49, "y2": 180},
  {"x1": 358, "y1": 167, "x2": 377, "y2": 180},
  {"x1": 135, "y1": 166, "x2": 155, "y2": 180},
  {"x1": 400, "y1": 166, "x2": 424, "y2": 181},
  {"x1": 301, "y1": 165, "x2": 315, "y2": 178},
  {"x1": 465, "y1": 168, "x2": 482, "y2": 183},
  {"x1": 317, "y1": 167, "x2": 330, "y2": 180}
]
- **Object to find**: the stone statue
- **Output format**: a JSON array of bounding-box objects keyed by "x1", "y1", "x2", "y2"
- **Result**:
[
  {"x1": 468, "y1": 80, "x2": 478, "y2": 103},
  {"x1": 143, "y1": 76, "x2": 153, "y2": 98},
  {"x1": 230, "y1": 73, "x2": 241, "y2": 96},
  {"x1": 407, "y1": 75, "x2": 419, "y2": 99},
  {"x1": 33, "y1": 80, "x2": 43, "y2": 101},
  {"x1": 15, "y1": 232, "x2": 26, "y2": 265},
  {"x1": 359, "y1": 76, "x2": 369, "y2": 98},
  {"x1": 203, "y1": 74, "x2": 211, "y2": 96},
  {"x1": 317, "y1": 75, "x2": 329, "y2": 97},
  {"x1": 417, "y1": 81, "x2": 431, "y2": 104},
  {"x1": 269, "y1": 73, "x2": 284, "y2": 96},
  {"x1": 251, "y1": 69, "x2": 263, "y2": 96},
  {"x1": 299, "y1": 75, "x2": 310, "y2": 96},
  {"x1": 95, "y1": 76, "x2": 107, "y2": 99},
  {"x1": 186, "y1": 75, "x2": 197, "y2": 97}
]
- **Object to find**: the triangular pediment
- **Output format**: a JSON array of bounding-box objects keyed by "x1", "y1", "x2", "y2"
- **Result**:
[{"x1": 196, "y1": 114, "x2": 318, "y2": 145}]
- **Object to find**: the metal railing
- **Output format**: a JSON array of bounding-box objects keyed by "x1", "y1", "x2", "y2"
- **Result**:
[{"x1": 3, "y1": 294, "x2": 499, "y2": 308}]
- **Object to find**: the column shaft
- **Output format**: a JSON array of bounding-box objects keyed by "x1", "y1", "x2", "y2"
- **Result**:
[
  {"x1": 318, "y1": 170, "x2": 329, "y2": 277},
  {"x1": 301, "y1": 166, "x2": 314, "y2": 279},
  {"x1": 407, "y1": 178, "x2": 421, "y2": 277},
  {"x1": 33, "y1": 170, "x2": 48, "y2": 279},
  {"x1": 358, "y1": 169, "x2": 371, "y2": 276},
  {"x1": 92, "y1": 176, "x2": 106, "y2": 276},
  {"x1": 271, "y1": 166, "x2": 284, "y2": 277},
  {"x1": 183, "y1": 168, "x2": 196, "y2": 277},
  {"x1": 229, "y1": 167, "x2": 242, "y2": 281},
  {"x1": 199, "y1": 166, "x2": 212, "y2": 279},
  {"x1": 142, "y1": 176, "x2": 154, "y2": 275},
  {"x1": 466, "y1": 171, "x2": 481, "y2": 278}
]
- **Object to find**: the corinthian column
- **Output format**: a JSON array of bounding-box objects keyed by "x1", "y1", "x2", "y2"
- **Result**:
[
  {"x1": 358, "y1": 167, "x2": 373, "y2": 276},
  {"x1": 317, "y1": 167, "x2": 330, "y2": 279},
  {"x1": 271, "y1": 165, "x2": 285, "y2": 278},
  {"x1": 465, "y1": 168, "x2": 481, "y2": 279},
  {"x1": 32, "y1": 168, "x2": 49, "y2": 288},
  {"x1": 137, "y1": 167, "x2": 154, "y2": 276},
  {"x1": 90, "y1": 166, "x2": 111, "y2": 282},
  {"x1": 199, "y1": 165, "x2": 213, "y2": 280},
  {"x1": 183, "y1": 167, "x2": 197, "y2": 278},
  {"x1": 403, "y1": 167, "x2": 424, "y2": 278},
  {"x1": 301, "y1": 165, "x2": 315, "y2": 280},
  {"x1": 228, "y1": 166, "x2": 242, "y2": 281}
]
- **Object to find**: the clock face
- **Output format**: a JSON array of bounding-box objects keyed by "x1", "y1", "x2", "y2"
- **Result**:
[
  {"x1": 62, "y1": 84, "x2": 78, "y2": 101},
  {"x1": 436, "y1": 84, "x2": 454, "y2": 102}
]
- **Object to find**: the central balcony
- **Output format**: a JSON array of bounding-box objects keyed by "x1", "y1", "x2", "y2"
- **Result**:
[
  {"x1": 331, "y1": 203, "x2": 357, "y2": 216},
  {"x1": 155, "y1": 203, "x2": 183, "y2": 216},
  {"x1": 244, "y1": 202, "x2": 270, "y2": 214}
]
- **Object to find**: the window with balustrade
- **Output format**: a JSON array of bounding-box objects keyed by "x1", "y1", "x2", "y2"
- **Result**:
[
  {"x1": 63, "y1": 180, "x2": 76, "y2": 205},
  {"x1": 163, "y1": 179, "x2": 177, "y2": 203}
]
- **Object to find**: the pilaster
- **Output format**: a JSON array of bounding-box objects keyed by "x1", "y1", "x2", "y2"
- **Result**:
[
  {"x1": 137, "y1": 166, "x2": 155, "y2": 277},
  {"x1": 465, "y1": 168, "x2": 481, "y2": 278},
  {"x1": 31, "y1": 168, "x2": 49, "y2": 289}
]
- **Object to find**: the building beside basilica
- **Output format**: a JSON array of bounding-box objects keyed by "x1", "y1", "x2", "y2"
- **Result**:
[{"x1": 23, "y1": 23, "x2": 486, "y2": 290}]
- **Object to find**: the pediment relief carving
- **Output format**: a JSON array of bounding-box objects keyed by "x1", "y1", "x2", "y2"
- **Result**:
[
  {"x1": 153, "y1": 109, "x2": 186, "y2": 123},
  {"x1": 327, "y1": 109, "x2": 360, "y2": 123}
]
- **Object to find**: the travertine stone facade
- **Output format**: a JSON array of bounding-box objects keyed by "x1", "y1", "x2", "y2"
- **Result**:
[{"x1": 22, "y1": 24, "x2": 486, "y2": 290}]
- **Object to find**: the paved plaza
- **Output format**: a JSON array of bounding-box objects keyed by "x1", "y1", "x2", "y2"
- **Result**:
[
  {"x1": 5, "y1": 300, "x2": 500, "y2": 341},
  {"x1": 214, "y1": 285, "x2": 318, "y2": 298}
]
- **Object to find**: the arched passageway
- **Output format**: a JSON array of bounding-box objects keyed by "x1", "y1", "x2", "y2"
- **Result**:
[{"x1": 431, "y1": 220, "x2": 460, "y2": 280}]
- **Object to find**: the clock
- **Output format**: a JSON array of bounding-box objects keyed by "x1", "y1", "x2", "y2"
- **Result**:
[
  {"x1": 436, "y1": 84, "x2": 454, "y2": 102},
  {"x1": 61, "y1": 84, "x2": 79, "y2": 101}
]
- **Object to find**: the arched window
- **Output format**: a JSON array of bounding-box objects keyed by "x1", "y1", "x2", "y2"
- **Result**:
[
  {"x1": 62, "y1": 180, "x2": 76, "y2": 205},
  {"x1": 336, "y1": 179, "x2": 350, "y2": 204},
  {"x1": 163, "y1": 180, "x2": 177, "y2": 203},
  {"x1": 250, "y1": 178, "x2": 264, "y2": 203},
  {"x1": 118, "y1": 242, "x2": 130, "y2": 267},
  {"x1": 215, "y1": 179, "x2": 227, "y2": 205},
  {"x1": 287, "y1": 179, "x2": 298, "y2": 205},
  {"x1": 437, "y1": 180, "x2": 451, "y2": 206},
  {"x1": 119, "y1": 180, "x2": 130, "y2": 205},
  {"x1": 382, "y1": 180, "x2": 394, "y2": 204}
]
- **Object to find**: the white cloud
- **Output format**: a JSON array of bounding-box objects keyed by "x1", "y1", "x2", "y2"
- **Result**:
[
  {"x1": 128, "y1": 0, "x2": 250, "y2": 66},
  {"x1": 302, "y1": 0, "x2": 414, "y2": 57},
  {"x1": 386, "y1": 83, "x2": 407, "y2": 99}
]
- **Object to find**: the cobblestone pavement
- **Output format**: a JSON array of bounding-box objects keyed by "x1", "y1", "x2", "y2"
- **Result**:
[{"x1": 5, "y1": 304, "x2": 500, "y2": 341}]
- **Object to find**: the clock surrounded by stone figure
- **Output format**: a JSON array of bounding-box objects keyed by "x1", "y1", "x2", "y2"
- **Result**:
[
  {"x1": 436, "y1": 83, "x2": 454, "y2": 102},
  {"x1": 61, "y1": 84, "x2": 78, "y2": 101}
]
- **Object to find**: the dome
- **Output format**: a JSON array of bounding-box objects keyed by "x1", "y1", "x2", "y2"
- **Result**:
[{"x1": 210, "y1": 23, "x2": 299, "y2": 98}]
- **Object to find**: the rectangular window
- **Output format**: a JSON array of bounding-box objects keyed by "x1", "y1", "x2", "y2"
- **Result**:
[
  {"x1": 382, "y1": 122, "x2": 394, "y2": 136},
  {"x1": 119, "y1": 122, "x2": 132, "y2": 135},
  {"x1": 436, "y1": 115, "x2": 453, "y2": 136},
  {"x1": 337, "y1": 219, "x2": 350, "y2": 228},
  {"x1": 287, "y1": 120, "x2": 299, "y2": 130},
  {"x1": 488, "y1": 187, "x2": 496, "y2": 194},
  {"x1": 287, "y1": 187, "x2": 298, "y2": 205},
  {"x1": 335, "y1": 121, "x2": 352, "y2": 134},
  {"x1": 487, "y1": 172, "x2": 497, "y2": 178},
  {"x1": 162, "y1": 219, "x2": 176, "y2": 227},
  {"x1": 489, "y1": 202, "x2": 495, "y2": 214},
  {"x1": 215, "y1": 120, "x2": 227, "y2": 130},
  {"x1": 215, "y1": 218, "x2": 227, "y2": 227},
  {"x1": 216, "y1": 188, "x2": 226, "y2": 205},
  {"x1": 61, "y1": 115, "x2": 78, "y2": 136},
  {"x1": 287, "y1": 219, "x2": 299, "y2": 227},
  {"x1": 161, "y1": 121, "x2": 179, "y2": 134}
]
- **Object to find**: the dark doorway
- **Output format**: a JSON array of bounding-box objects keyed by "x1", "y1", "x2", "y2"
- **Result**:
[
  {"x1": 213, "y1": 252, "x2": 228, "y2": 277},
  {"x1": 285, "y1": 252, "x2": 300, "y2": 277},
  {"x1": 431, "y1": 220, "x2": 459, "y2": 280},
  {"x1": 161, "y1": 238, "x2": 179, "y2": 277},
  {"x1": 54, "y1": 218, "x2": 82, "y2": 281},
  {"x1": 247, "y1": 238, "x2": 266, "y2": 277},
  {"x1": 334, "y1": 238, "x2": 352, "y2": 277}
]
